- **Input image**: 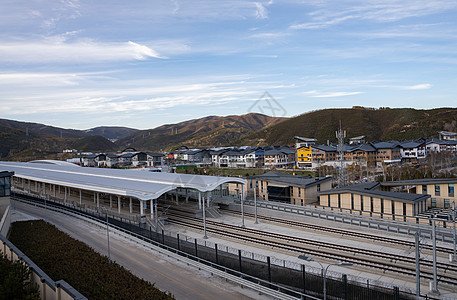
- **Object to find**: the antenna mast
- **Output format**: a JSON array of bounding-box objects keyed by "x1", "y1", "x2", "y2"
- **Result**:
[{"x1": 336, "y1": 121, "x2": 346, "y2": 187}]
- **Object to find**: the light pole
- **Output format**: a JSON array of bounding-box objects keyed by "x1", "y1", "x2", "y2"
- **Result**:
[
  {"x1": 452, "y1": 201, "x2": 456, "y2": 263},
  {"x1": 298, "y1": 255, "x2": 353, "y2": 300},
  {"x1": 253, "y1": 179, "x2": 258, "y2": 224},
  {"x1": 102, "y1": 206, "x2": 111, "y2": 264}
]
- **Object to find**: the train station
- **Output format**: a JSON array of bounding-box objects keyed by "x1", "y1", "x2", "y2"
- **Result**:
[{"x1": 0, "y1": 161, "x2": 246, "y2": 230}]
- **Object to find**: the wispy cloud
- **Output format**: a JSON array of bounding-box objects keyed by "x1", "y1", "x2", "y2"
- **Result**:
[
  {"x1": 305, "y1": 90, "x2": 364, "y2": 98},
  {"x1": 402, "y1": 83, "x2": 432, "y2": 90},
  {"x1": 290, "y1": 1, "x2": 457, "y2": 30},
  {"x1": 0, "y1": 39, "x2": 164, "y2": 64},
  {"x1": 254, "y1": 2, "x2": 268, "y2": 19}
]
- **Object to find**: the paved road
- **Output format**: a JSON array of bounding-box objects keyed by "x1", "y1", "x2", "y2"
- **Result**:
[{"x1": 12, "y1": 202, "x2": 270, "y2": 300}]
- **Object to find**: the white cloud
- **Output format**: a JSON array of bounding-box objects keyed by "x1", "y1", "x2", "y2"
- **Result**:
[
  {"x1": 290, "y1": 1, "x2": 457, "y2": 30},
  {"x1": 403, "y1": 83, "x2": 432, "y2": 90},
  {"x1": 305, "y1": 90, "x2": 364, "y2": 98},
  {"x1": 254, "y1": 2, "x2": 268, "y2": 19},
  {"x1": 0, "y1": 39, "x2": 164, "y2": 64}
]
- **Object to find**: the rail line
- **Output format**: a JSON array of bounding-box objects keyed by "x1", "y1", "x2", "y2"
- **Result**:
[
  {"x1": 221, "y1": 207, "x2": 455, "y2": 255},
  {"x1": 166, "y1": 209, "x2": 457, "y2": 288}
]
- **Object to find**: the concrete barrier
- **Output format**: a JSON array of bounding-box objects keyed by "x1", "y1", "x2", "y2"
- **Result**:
[{"x1": 0, "y1": 204, "x2": 87, "y2": 300}]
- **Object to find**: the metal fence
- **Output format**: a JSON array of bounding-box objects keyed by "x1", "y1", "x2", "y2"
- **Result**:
[{"x1": 12, "y1": 192, "x2": 434, "y2": 300}]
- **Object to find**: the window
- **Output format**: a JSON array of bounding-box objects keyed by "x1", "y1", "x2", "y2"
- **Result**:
[
  {"x1": 444, "y1": 199, "x2": 450, "y2": 209},
  {"x1": 360, "y1": 195, "x2": 364, "y2": 211},
  {"x1": 449, "y1": 184, "x2": 454, "y2": 197},
  {"x1": 370, "y1": 197, "x2": 374, "y2": 212},
  {"x1": 422, "y1": 185, "x2": 427, "y2": 194},
  {"x1": 351, "y1": 193, "x2": 354, "y2": 210},
  {"x1": 317, "y1": 184, "x2": 320, "y2": 192},
  {"x1": 338, "y1": 194, "x2": 341, "y2": 208},
  {"x1": 298, "y1": 188, "x2": 301, "y2": 197},
  {"x1": 435, "y1": 184, "x2": 440, "y2": 196},
  {"x1": 431, "y1": 198, "x2": 437, "y2": 208},
  {"x1": 0, "y1": 176, "x2": 11, "y2": 197},
  {"x1": 392, "y1": 201, "x2": 395, "y2": 219},
  {"x1": 328, "y1": 194, "x2": 331, "y2": 207},
  {"x1": 381, "y1": 199, "x2": 384, "y2": 214},
  {"x1": 403, "y1": 203, "x2": 407, "y2": 216}
]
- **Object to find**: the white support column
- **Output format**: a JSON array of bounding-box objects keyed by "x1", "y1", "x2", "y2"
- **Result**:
[
  {"x1": 207, "y1": 193, "x2": 210, "y2": 208},
  {"x1": 129, "y1": 197, "x2": 133, "y2": 213},
  {"x1": 79, "y1": 190, "x2": 82, "y2": 205},
  {"x1": 202, "y1": 193, "x2": 207, "y2": 239},
  {"x1": 241, "y1": 185, "x2": 245, "y2": 228},
  {"x1": 198, "y1": 191, "x2": 202, "y2": 210},
  {"x1": 175, "y1": 189, "x2": 179, "y2": 205},
  {"x1": 185, "y1": 189, "x2": 189, "y2": 204},
  {"x1": 64, "y1": 187, "x2": 67, "y2": 203},
  {"x1": 38, "y1": 182, "x2": 41, "y2": 197},
  {"x1": 140, "y1": 200, "x2": 144, "y2": 216},
  {"x1": 43, "y1": 183, "x2": 46, "y2": 198},
  {"x1": 118, "y1": 196, "x2": 121, "y2": 214},
  {"x1": 93, "y1": 192, "x2": 96, "y2": 204},
  {"x1": 53, "y1": 184, "x2": 56, "y2": 198},
  {"x1": 97, "y1": 192, "x2": 100, "y2": 209},
  {"x1": 109, "y1": 195, "x2": 112, "y2": 209}
]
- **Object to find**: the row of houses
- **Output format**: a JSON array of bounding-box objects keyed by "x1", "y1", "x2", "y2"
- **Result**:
[
  {"x1": 296, "y1": 136, "x2": 457, "y2": 168},
  {"x1": 76, "y1": 131, "x2": 457, "y2": 170},
  {"x1": 167, "y1": 135, "x2": 457, "y2": 169},
  {"x1": 80, "y1": 151, "x2": 164, "y2": 168}
]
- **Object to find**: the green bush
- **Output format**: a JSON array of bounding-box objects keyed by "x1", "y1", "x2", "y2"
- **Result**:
[
  {"x1": 0, "y1": 254, "x2": 40, "y2": 300},
  {"x1": 9, "y1": 220, "x2": 174, "y2": 300}
]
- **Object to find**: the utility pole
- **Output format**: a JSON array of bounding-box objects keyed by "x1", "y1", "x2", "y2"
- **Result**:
[
  {"x1": 336, "y1": 121, "x2": 346, "y2": 187},
  {"x1": 415, "y1": 232, "x2": 420, "y2": 299},
  {"x1": 432, "y1": 219, "x2": 439, "y2": 293}
]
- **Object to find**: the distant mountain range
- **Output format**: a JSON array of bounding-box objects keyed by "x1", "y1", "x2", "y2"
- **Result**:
[{"x1": 1, "y1": 108, "x2": 456, "y2": 161}]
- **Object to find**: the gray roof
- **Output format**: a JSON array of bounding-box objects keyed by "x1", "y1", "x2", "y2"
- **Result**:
[
  {"x1": 0, "y1": 161, "x2": 246, "y2": 201},
  {"x1": 380, "y1": 178, "x2": 457, "y2": 186},
  {"x1": 248, "y1": 171, "x2": 332, "y2": 188},
  {"x1": 370, "y1": 141, "x2": 400, "y2": 150}
]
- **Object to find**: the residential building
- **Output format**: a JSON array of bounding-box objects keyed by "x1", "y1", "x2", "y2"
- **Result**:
[
  {"x1": 248, "y1": 171, "x2": 332, "y2": 205},
  {"x1": 438, "y1": 131, "x2": 457, "y2": 141}
]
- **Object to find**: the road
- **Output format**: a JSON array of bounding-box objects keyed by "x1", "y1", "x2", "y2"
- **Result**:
[{"x1": 11, "y1": 201, "x2": 270, "y2": 300}]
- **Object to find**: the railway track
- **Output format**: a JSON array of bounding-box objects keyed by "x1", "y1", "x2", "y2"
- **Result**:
[
  {"x1": 166, "y1": 209, "x2": 457, "y2": 287},
  {"x1": 221, "y1": 207, "x2": 455, "y2": 255}
]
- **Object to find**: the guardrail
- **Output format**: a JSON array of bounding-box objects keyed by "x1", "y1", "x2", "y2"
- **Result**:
[
  {"x1": 12, "y1": 194, "x2": 318, "y2": 300},
  {"x1": 1, "y1": 205, "x2": 87, "y2": 300}
]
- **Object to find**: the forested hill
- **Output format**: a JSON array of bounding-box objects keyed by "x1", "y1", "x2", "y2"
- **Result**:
[{"x1": 236, "y1": 107, "x2": 457, "y2": 146}]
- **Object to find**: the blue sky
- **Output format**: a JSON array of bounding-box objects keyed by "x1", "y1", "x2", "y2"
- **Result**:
[{"x1": 1, "y1": 1, "x2": 456, "y2": 130}]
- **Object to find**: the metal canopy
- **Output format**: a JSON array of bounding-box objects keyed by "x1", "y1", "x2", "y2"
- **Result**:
[{"x1": 0, "y1": 161, "x2": 246, "y2": 201}]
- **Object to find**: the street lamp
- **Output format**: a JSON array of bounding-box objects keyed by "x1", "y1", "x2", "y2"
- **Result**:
[
  {"x1": 298, "y1": 255, "x2": 353, "y2": 300},
  {"x1": 102, "y1": 206, "x2": 111, "y2": 264},
  {"x1": 452, "y1": 201, "x2": 456, "y2": 263}
]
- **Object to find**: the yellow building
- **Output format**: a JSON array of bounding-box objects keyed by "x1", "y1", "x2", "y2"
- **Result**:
[{"x1": 296, "y1": 146, "x2": 312, "y2": 168}]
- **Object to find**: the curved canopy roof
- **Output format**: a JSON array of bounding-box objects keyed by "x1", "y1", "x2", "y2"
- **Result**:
[{"x1": 0, "y1": 161, "x2": 246, "y2": 201}]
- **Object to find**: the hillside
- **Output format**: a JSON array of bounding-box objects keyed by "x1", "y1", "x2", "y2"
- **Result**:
[
  {"x1": 237, "y1": 107, "x2": 457, "y2": 146},
  {"x1": 0, "y1": 118, "x2": 88, "y2": 139},
  {"x1": 71, "y1": 135, "x2": 117, "y2": 152},
  {"x1": 0, "y1": 118, "x2": 137, "y2": 141},
  {"x1": 115, "y1": 113, "x2": 285, "y2": 151},
  {"x1": 84, "y1": 126, "x2": 138, "y2": 141}
]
